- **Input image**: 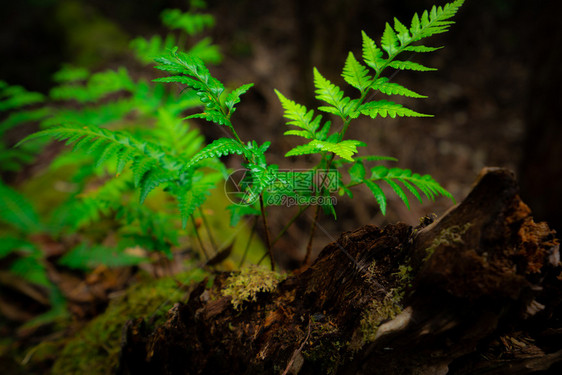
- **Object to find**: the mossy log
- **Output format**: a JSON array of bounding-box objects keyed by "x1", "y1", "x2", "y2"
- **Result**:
[{"x1": 119, "y1": 168, "x2": 561, "y2": 374}]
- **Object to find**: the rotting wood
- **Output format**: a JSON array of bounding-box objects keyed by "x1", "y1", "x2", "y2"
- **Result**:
[{"x1": 119, "y1": 168, "x2": 561, "y2": 375}]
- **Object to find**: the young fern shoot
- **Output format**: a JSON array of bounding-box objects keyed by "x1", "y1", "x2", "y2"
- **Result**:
[
  {"x1": 277, "y1": 0, "x2": 463, "y2": 212},
  {"x1": 153, "y1": 0, "x2": 464, "y2": 266},
  {"x1": 271, "y1": 0, "x2": 463, "y2": 261}
]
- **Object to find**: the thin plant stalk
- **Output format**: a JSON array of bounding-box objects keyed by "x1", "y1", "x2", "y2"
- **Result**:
[
  {"x1": 259, "y1": 194, "x2": 275, "y2": 271},
  {"x1": 239, "y1": 216, "x2": 258, "y2": 268},
  {"x1": 191, "y1": 215, "x2": 210, "y2": 261},
  {"x1": 199, "y1": 207, "x2": 217, "y2": 252}
]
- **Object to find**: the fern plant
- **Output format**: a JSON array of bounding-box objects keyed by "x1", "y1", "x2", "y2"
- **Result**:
[
  {"x1": 154, "y1": 0, "x2": 463, "y2": 265},
  {"x1": 12, "y1": 0, "x2": 228, "y2": 260},
  {"x1": 0, "y1": 81, "x2": 51, "y2": 175},
  {"x1": 130, "y1": 0, "x2": 221, "y2": 65},
  {"x1": 0, "y1": 0, "x2": 241, "y2": 331}
]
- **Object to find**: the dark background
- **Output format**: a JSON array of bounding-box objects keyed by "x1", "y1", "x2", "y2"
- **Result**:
[{"x1": 1, "y1": 0, "x2": 560, "y2": 256}]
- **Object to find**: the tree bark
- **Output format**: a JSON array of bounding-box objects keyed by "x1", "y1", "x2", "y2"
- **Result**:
[{"x1": 119, "y1": 168, "x2": 561, "y2": 374}]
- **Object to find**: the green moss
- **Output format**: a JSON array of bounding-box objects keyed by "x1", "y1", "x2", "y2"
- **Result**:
[
  {"x1": 424, "y1": 223, "x2": 472, "y2": 261},
  {"x1": 221, "y1": 265, "x2": 284, "y2": 310},
  {"x1": 357, "y1": 293, "x2": 403, "y2": 346},
  {"x1": 51, "y1": 269, "x2": 207, "y2": 375},
  {"x1": 301, "y1": 320, "x2": 351, "y2": 375},
  {"x1": 391, "y1": 263, "x2": 414, "y2": 300}
]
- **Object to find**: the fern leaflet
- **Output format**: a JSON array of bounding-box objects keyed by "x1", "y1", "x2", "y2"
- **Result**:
[
  {"x1": 388, "y1": 60, "x2": 436, "y2": 72},
  {"x1": 371, "y1": 77, "x2": 426, "y2": 98},
  {"x1": 354, "y1": 100, "x2": 431, "y2": 119},
  {"x1": 313, "y1": 68, "x2": 352, "y2": 119},
  {"x1": 361, "y1": 31, "x2": 385, "y2": 74},
  {"x1": 175, "y1": 172, "x2": 221, "y2": 228},
  {"x1": 225, "y1": 83, "x2": 254, "y2": 113},
  {"x1": 342, "y1": 52, "x2": 372, "y2": 93},
  {"x1": 364, "y1": 180, "x2": 387, "y2": 215},
  {"x1": 286, "y1": 139, "x2": 364, "y2": 162},
  {"x1": 186, "y1": 138, "x2": 250, "y2": 168},
  {"x1": 0, "y1": 181, "x2": 42, "y2": 233}
]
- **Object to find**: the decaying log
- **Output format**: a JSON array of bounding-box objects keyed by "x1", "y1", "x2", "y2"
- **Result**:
[{"x1": 119, "y1": 168, "x2": 561, "y2": 374}]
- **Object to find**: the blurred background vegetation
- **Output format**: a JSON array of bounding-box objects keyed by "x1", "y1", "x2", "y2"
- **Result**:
[
  {"x1": 2, "y1": 0, "x2": 559, "y2": 230},
  {"x1": 0, "y1": 0, "x2": 560, "y2": 373}
]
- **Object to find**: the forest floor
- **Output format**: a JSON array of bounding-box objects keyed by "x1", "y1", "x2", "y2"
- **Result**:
[{"x1": 2, "y1": 1, "x2": 558, "y2": 374}]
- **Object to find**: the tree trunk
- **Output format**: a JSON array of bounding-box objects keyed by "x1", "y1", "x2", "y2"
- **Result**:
[{"x1": 119, "y1": 168, "x2": 561, "y2": 374}]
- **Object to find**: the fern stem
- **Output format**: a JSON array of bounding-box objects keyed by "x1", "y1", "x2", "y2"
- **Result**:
[
  {"x1": 199, "y1": 207, "x2": 217, "y2": 252},
  {"x1": 227, "y1": 124, "x2": 244, "y2": 145},
  {"x1": 258, "y1": 194, "x2": 275, "y2": 271},
  {"x1": 303, "y1": 203, "x2": 320, "y2": 265},
  {"x1": 191, "y1": 215, "x2": 210, "y2": 261},
  {"x1": 303, "y1": 153, "x2": 335, "y2": 263},
  {"x1": 272, "y1": 204, "x2": 310, "y2": 246},
  {"x1": 239, "y1": 216, "x2": 258, "y2": 268}
]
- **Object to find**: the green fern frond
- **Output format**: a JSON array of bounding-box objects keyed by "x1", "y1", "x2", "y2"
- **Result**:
[
  {"x1": 41, "y1": 99, "x2": 135, "y2": 128},
  {"x1": 10, "y1": 256, "x2": 51, "y2": 287},
  {"x1": 131, "y1": 34, "x2": 178, "y2": 65},
  {"x1": 132, "y1": 157, "x2": 157, "y2": 187},
  {"x1": 311, "y1": 139, "x2": 365, "y2": 161},
  {"x1": 285, "y1": 139, "x2": 365, "y2": 162},
  {"x1": 175, "y1": 172, "x2": 221, "y2": 228},
  {"x1": 370, "y1": 165, "x2": 453, "y2": 205},
  {"x1": 188, "y1": 37, "x2": 222, "y2": 64},
  {"x1": 161, "y1": 8, "x2": 215, "y2": 36},
  {"x1": 0, "y1": 237, "x2": 37, "y2": 258},
  {"x1": 139, "y1": 169, "x2": 172, "y2": 204},
  {"x1": 403, "y1": 45, "x2": 442, "y2": 53},
  {"x1": 0, "y1": 86, "x2": 45, "y2": 112},
  {"x1": 354, "y1": 100, "x2": 432, "y2": 119},
  {"x1": 313, "y1": 68, "x2": 352, "y2": 119},
  {"x1": 371, "y1": 77, "x2": 426, "y2": 98},
  {"x1": 332, "y1": 154, "x2": 398, "y2": 168},
  {"x1": 361, "y1": 31, "x2": 385, "y2": 74},
  {"x1": 0, "y1": 181, "x2": 41, "y2": 233},
  {"x1": 50, "y1": 68, "x2": 135, "y2": 103},
  {"x1": 348, "y1": 161, "x2": 366, "y2": 183},
  {"x1": 187, "y1": 111, "x2": 230, "y2": 127},
  {"x1": 393, "y1": 18, "x2": 412, "y2": 46},
  {"x1": 155, "y1": 49, "x2": 250, "y2": 130},
  {"x1": 18, "y1": 124, "x2": 187, "y2": 205},
  {"x1": 388, "y1": 60, "x2": 436, "y2": 72},
  {"x1": 364, "y1": 180, "x2": 387, "y2": 215},
  {"x1": 187, "y1": 137, "x2": 250, "y2": 168},
  {"x1": 154, "y1": 75, "x2": 208, "y2": 92},
  {"x1": 342, "y1": 52, "x2": 372, "y2": 93},
  {"x1": 59, "y1": 243, "x2": 147, "y2": 271},
  {"x1": 155, "y1": 49, "x2": 224, "y2": 100},
  {"x1": 1, "y1": 107, "x2": 51, "y2": 133},
  {"x1": 153, "y1": 108, "x2": 204, "y2": 157},
  {"x1": 21, "y1": 124, "x2": 173, "y2": 166},
  {"x1": 409, "y1": 0, "x2": 465, "y2": 42},
  {"x1": 53, "y1": 175, "x2": 132, "y2": 230},
  {"x1": 0, "y1": 82, "x2": 45, "y2": 112},
  {"x1": 381, "y1": 23, "x2": 400, "y2": 57},
  {"x1": 285, "y1": 143, "x2": 319, "y2": 158},
  {"x1": 384, "y1": 177, "x2": 411, "y2": 209},
  {"x1": 225, "y1": 83, "x2": 254, "y2": 113},
  {"x1": 283, "y1": 130, "x2": 313, "y2": 139},
  {"x1": 275, "y1": 89, "x2": 324, "y2": 139},
  {"x1": 52, "y1": 65, "x2": 90, "y2": 83}
]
